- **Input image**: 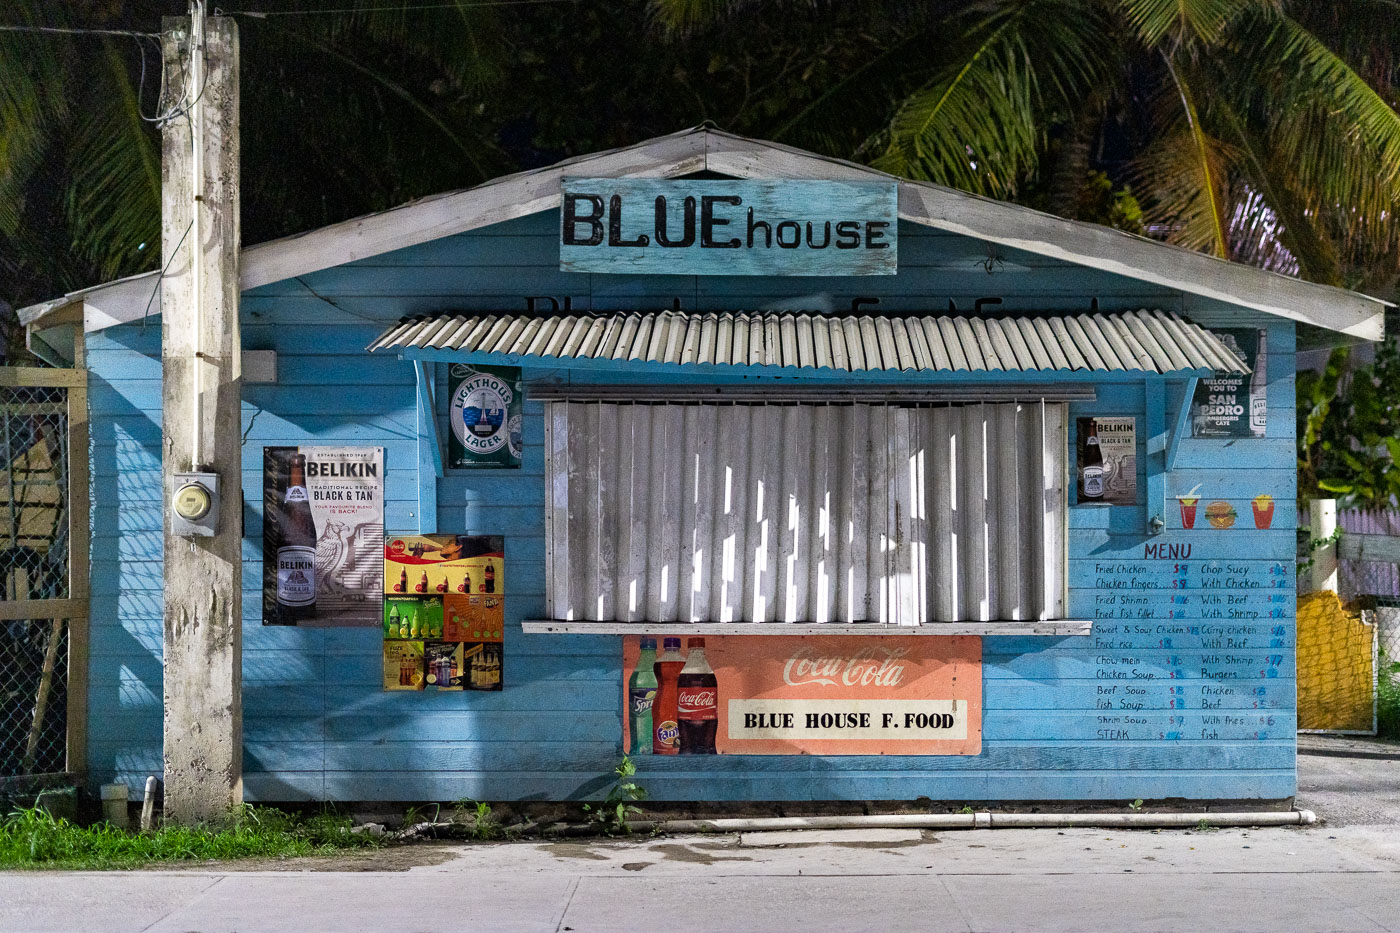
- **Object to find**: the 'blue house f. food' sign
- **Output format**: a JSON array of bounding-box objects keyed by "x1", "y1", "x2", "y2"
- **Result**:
[{"x1": 559, "y1": 178, "x2": 898, "y2": 276}]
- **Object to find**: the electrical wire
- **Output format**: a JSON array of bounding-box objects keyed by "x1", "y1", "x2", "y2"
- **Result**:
[
  {"x1": 221, "y1": 0, "x2": 576, "y2": 16},
  {"x1": 0, "y1": 24, "x2": 160, "y2": 37},
  {"x1": 140, "y1": 220, "x2": 194, "y2": 330}
]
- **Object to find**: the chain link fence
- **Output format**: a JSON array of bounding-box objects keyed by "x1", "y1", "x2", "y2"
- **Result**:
[
  {"x1": 0, "y1": 382, "x2": 72, "y2": 778},
  {"x1": 1338, "y1": 507, "x2": 1400, "y2": 664}
]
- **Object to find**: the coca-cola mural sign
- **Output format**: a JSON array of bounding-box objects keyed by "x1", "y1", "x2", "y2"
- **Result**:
[{"x1": 622, "y1": 635, "x2": 981, "y2": 756}]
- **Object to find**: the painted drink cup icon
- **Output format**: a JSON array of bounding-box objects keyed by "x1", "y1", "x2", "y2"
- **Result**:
[
  {"x1": 1252, "y1": 494, "x2": 1275, "y2": 529},
  {"x1": 1176, "y1": 483, "x2": 1203, "y2": 529}
]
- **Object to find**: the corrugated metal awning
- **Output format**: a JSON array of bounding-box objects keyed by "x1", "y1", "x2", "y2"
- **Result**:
[{"x1": 368, "y1": 308, "x2": 1248, "y2": 375}]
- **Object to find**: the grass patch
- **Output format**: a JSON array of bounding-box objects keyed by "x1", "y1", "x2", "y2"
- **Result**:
[{"x1": 0, "y1": 804, "x2": 379, "y2": 870}]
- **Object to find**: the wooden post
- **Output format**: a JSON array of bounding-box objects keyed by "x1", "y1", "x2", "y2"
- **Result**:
[
  {"x1": 160, "y1": 11, "x2": 243, "y2": 823},
  {"x1": 67, "y1": 315, "x2": 89, "y2": 779},
  {"x1": 1309, "y1": 498, "x2": 1338, "y2": 594}
]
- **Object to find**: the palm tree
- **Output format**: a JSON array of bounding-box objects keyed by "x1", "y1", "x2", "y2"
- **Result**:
[
  {"x1": 651, "y1": 0, "x2": 1400, "y2": 293},
  {"x1": 0, "y1": 0, "x2": 518, "y2": 312}
]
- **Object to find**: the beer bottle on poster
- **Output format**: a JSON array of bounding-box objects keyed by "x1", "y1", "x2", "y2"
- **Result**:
[
  {"x1": 385, "y1": 603, "x2": 400, "y2": 638},
  {"x1": 417, "y1": 570, "x2": 429, "y2": 593},
  {"x1": 628, "y1": 638, "x2": 658, "y2": 755},
  {"x1": 652, "y1": 637, "x2": 685, "y2": 755},
  {"x1": 397, "y1": 567, "x2": 407, "y2": 594},
  {"x1": 1248, "y1": 330, "x2": 1268, "y2": 437},
  {"x1": 274, "y1": 454, "x2": 318, "y2": 623},
  {"x1": 484, "y1": 561, "x2": 496, "y2": 594},
  {"x1": 1080, "y1": 421, "x2": 1105, "y2": 500},
  {"x1": 458, "y1": 571, "x2": 471, "y2": 593},
  {"x1": 677, "y1": 638, "x2": 718, "y2": 755}
]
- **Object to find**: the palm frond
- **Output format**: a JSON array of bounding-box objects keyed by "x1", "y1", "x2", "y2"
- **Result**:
[
  {"x1": 648, "y1": 0, "x2": 739, "y2": 34},
  {"x1": 874, "y1": 0, "x2": 1110, "y2": 197},
  {"x1": 63, "y1": 41, "x2": 160, "y2": 281},
  {"x1": 1208, "y1": 95, "x2": 1341, "y2": 283},
  {"x1": 1116, "y1": 0, "x2": 1276, "y2": 48},
  {"x1": 1222, "y1": 11, "x2": 1400, "y2": 267},
  {"x1": 1159, "y1": 56, "x2": 1228, "y2": 257},
  {"x1": 0, "y1": 27, "x2": 71, "y2": 236},
  {"x1": 1132, "y1": 75, "x2": 1236, "y2": 258}
]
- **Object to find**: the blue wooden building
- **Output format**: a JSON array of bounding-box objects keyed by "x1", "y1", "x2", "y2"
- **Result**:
[{"x1": 20, "y1": 128, "x2": 1386, "y2": 803}]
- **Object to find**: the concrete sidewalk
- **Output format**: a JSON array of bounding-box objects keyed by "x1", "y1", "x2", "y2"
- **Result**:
[
  {"x1": 1, "y1": 740, "x2": 1396, "y2": 933},
  {"x1": 4, "y1": 823, "x2": 1399, "y2": 933}
]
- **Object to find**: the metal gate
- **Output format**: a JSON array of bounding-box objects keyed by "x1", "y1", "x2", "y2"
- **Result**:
[{"x1": 0, "y1": 366, "x2": 87, "y2": 780}]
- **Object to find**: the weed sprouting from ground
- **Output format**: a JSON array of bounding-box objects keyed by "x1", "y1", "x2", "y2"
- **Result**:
[
  {"x1": 0, "y1": 803, "x2": 378, "y2": 870},
  {"x1": 582, "y1": 756, "x2": 647, "y2": 835}
]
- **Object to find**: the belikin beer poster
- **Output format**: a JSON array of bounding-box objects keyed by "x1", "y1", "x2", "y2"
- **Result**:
[
  {"x1": 382, "y1": 534, "x2": 505, "y2": 692},
  {"x1": 447, "y1": 364, "x2": 523, "y2": 469},
  {"x1": 262, "y1": 446, "x2": 384, "y2": 627},
  {"x1": 1190, "y1": 327, "x2": 1267, "y2": 438},
  {"x1": 621, "y1": 635, "x2": 981, "y2": 756},
  {"x1": 1075, "y1": 416, "x2": 1137, "y2": 506}
]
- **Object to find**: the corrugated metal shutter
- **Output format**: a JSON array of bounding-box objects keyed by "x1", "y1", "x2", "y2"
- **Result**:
[{"x1": 545, "y1": 401, "x2": 1067, "y2": 624}]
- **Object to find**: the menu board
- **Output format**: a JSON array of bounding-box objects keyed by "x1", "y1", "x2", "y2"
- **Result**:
[
  {"x1": 382, "y1": 534, "x2": 504, "y2": 691},
  {"x1": 1080, "y1": 550, "x2": 1291, "y2": 741}
]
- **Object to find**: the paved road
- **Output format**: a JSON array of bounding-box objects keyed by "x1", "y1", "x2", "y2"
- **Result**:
[{"x1": 1, "y1": 739, "x2": 1396, "y2": 933}]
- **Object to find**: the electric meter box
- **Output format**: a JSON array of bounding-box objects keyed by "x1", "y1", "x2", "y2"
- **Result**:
[{"x1": 171, "y1": 472, "x2": 220, "y2": 537}]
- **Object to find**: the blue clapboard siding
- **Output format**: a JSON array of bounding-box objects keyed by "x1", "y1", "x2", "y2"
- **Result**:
[{"x1": 84, "y1": 210, "x2": 1297, "y2": 801}]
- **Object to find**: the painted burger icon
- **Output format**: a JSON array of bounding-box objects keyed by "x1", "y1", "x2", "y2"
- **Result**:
[{"x1": 1205, "y1": 500, "x2": 1237, "y2": 529}]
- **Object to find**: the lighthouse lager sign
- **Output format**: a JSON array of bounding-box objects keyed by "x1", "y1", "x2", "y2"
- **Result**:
[{"x1": 448, "y1": 364, "x2": 523, "y2": 468}]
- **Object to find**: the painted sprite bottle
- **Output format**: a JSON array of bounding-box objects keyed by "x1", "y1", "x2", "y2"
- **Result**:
[{"x1": 629, "y1": 638, "x2": 658, "y2": 755}]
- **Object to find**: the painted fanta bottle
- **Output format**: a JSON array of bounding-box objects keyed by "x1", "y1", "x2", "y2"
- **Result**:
[{"x1": 652, "y1": 637, "x2": 685, "y2": 755}]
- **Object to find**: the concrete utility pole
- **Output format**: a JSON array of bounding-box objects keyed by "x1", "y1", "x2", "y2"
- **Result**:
[
  {"x1": 160, "y1": 7, "x2": 243, "y2": 824},
  {"x1": 1309, "y1": 498, "x2": 1339, "y2": 594}
]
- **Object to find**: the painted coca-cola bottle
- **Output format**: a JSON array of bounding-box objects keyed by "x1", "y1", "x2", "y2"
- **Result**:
[{"x1": 677, "y1": 637, "x2": 718, "y2": 755}]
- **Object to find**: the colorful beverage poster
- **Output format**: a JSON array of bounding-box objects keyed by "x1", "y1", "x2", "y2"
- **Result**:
[
  {"x1": 1075, "y1": 417, "x2": 1136, "y2": 506},
  {"x1": 262, "y1": 446, "x2": 384, "y2": 627},
  {"x1": 621, "y1": 635, "x2": 981, "y2": 756},
  {"x1": 447, "y1": 364, "x2": 523, "y2": 469},
  {"x1": 383, "y1": 534, "x2": 504, "y2": 692},
  {"x1": 1190, "y1": 327, "x2": 1267, "y2": 438}
]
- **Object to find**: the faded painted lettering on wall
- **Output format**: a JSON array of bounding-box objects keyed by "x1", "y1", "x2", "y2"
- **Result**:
[{"x1": 559, "y1": 178, "x2": 898, "y2": 275}]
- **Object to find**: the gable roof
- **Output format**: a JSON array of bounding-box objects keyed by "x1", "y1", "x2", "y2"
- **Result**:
[{"x1": 20, "y1": 125, "x2": 1387, "y2": 344}]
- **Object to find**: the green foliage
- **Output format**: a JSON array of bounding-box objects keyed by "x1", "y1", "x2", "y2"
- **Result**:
[
  {"x1": 1378, "y1": 651, "x2": 1400, "y2": 740},
  {"x1": 582, "y1": 756, "x2": 648, "y2": 836},
  {"x1": 1194, "y1": 818, "x2": 1218, "y2": 832},
  {"x1": 1299, "y1": 326, "x2": 1400, "y2": 507},
  {"x1": 0, "y1": 804, "x2": 377, "y2": 870},
  {"x1": 1128, "y1": 798, "x2": 1145, "y2": 811},
  {"x1": 451, "y1": 799, "x2": 504, "y2": 841},
  {"x1": 7, "y1": 0, "x2": 1400, "y2": 313}
]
